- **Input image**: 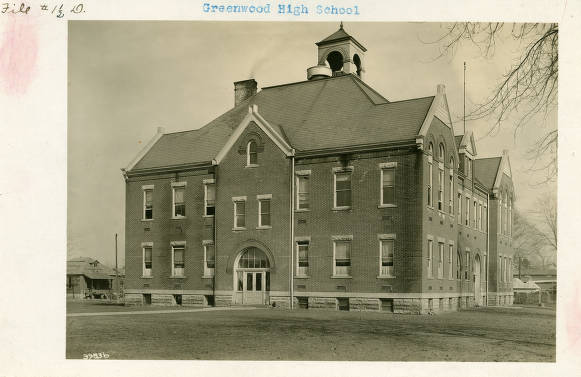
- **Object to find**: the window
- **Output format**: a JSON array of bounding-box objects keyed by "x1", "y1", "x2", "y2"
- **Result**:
[
  {"x1": 172, "y1": 183, "x2": 186, "y2": 218},
  {"x1": 333, "y1": 239, "x2": 352, "y2": 277},
  {"x1": 204, "y1": 181, "x2": 215, "y2": 216},
  {"x1": 381, "y1": 167, "x2": 395, "y2": 206},
  {"x1": 334, "y1": 170, "x2": 352, "y2": 208},
  {"x1": 233, "y1": 197, "x2": 246, "y2": 229},
  {"x1": 448, "y1": 245, "x2": 454, "y2": 280},
  {"x1": 427, "y1": 143, "x2": 433, "y2": 207},
  {"x1": 379, "y1": 239, "x2": 395, "y2": 277},
  {"x1": 258, "y1": 197, "x2": 271, "y2": 227},
  {"x1": 456, "y1": 251, "x2": 462, "y2": 279},
  {"x1": 503, "y1": 193, "x2": 508, "y2": 235},
  {"x1": 427, "y1": 239, "x2": 433, "y2": 278},
  {"x1": 172, "y1": 243, "x2": 185, "y2": 277},
  {"x1": 483, "y1": 204, "x2": 488, "y2": 232},
  {"x1": 458, "y1": 192, "x2": 462, "y2": 225},
  {"x1": 143, "y1": 244, "x2": 153, "y2": 277},
  {"x1": 438, "y1": 143, "x2": 445, "y2": 161},
  {"x1": 438, "y1": 242, "x2": 444, "y2": 279},
  {"x1": 203, "y1": 242, "x2": 215, "y2": 277},
  {"x1": 465, "y1": 196, "x2": 470, "y2": 226},
  {"x1": 508, "y1": 199, "x2": 512, "y2": 236},
  {"x1": 478, "y1": 203, "x2": 482, "y2": 231},
  {"x1": 499, "y1": 256, "x2": 503, "y2": 282},
  {"x1": 438, "y1": 168, "x2": 444, "y2": 211},
  {"x1": 449, "y1": 161, "x2": 454, "y2": 214},
  {"x1": 296, "y1": 172, "x2": 310, "y2": 210},
  {"x1": 142, "y1": 185, "x2": 154, "y2": 220},
  {"x1": 296, "y1": 241, "x2": 309, "y2": 276},
  {"x1": 247, "y1": 140, "x2": 258, "y2": 166},
  {"x1": 498, "y1": 197, "x2": 503, "y2": 235},
  {"x1": 473, "y1": 200, "x2": 477, "y2": 228},
  {"x1": 465, "y1": 251, "x2": 470, "y2": 280}
]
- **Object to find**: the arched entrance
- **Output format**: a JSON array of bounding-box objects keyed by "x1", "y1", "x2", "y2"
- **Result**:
[
  {"x1": 474, "y1": 254, "x2": 482, "y2": 306},
  {"x1": 233, "y1": 247, "x2": 270, "y2": 305}
]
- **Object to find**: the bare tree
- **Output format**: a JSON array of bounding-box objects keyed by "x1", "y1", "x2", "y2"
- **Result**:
[
  {"x1": 432, "y1": 23, "x2": 558, "y2": 180},
  {"x1": 512, "y1": 210, "x2": 548, "y2": 269},
  {"x1": 532, "y1": 192, "x2": 557, "y2": 252}
]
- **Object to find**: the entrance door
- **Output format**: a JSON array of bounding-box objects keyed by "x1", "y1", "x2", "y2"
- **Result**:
[
  {"x1": 234, "y1": 247, "x2": 271, "y2": 305},
  {"x1": 474, "y1": 255, "x2": 482, "y2": 305},
  {"x1": 243, "y1": 271, "x2": 265, "y2": 305}
]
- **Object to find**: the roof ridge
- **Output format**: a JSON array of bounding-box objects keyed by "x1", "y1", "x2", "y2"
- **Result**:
[
  {"x1": 350, "y1": 74, "x2": 389, "y2": 103},
  {"x1": 375, "y1": 95, "x2": 435, "y2": 106},
  {"x1": 163, "y1": 128, "x2": 201, "y2": 136},
  {"x1": 261, "y1": 74, "x2": 351, "y2": 90}
]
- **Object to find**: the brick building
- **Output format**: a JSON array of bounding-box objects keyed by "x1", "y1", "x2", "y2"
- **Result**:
[{"x1": 122, "y1": 25, "x2": 515, "y2": 313}]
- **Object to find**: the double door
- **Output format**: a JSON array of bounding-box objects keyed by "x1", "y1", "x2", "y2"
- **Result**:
[{"x1": 236, "y1": 270, "x2": 269, "y2": 305}]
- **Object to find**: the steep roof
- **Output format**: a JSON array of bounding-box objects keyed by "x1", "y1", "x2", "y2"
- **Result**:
[
  {"x1": 316, "y1": 25, "x2": 367, "y2": 52},
  {"x1": 131, "y1": 74, "x2": 433, "y2": 171},
  {"x1": 474, "y1": 157, "x2": 502, "y2": 190}
]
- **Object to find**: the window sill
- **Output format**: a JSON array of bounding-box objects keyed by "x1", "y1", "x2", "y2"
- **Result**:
[
  {"x1": 332, "y1": 206, "x2": 351, "y2": 211},
  {"x1": 171, "y1": 216, "x2": 187, "y2": 220},
  {"x1": 294, "y1": 208, "x2": 311, "y2": 213},
  {"x1": 331, "y1": 275, "x2": 352, "y2": 279},
  {"x1": 202, "y1": 215, "x2": 215, "y2": 219},
  {"x1": 232, "y1": 227, "x2": 247, "y2": 231},
  {"x1": 141, "y1": 218, "x2": 154, "y2": 222},
  {"x1": 378, "y1": 204, "x2": 397, "y2": 209},
  {"x1": 141, "y1": 275, "x2": 153, "y2": 279},
  {"x1": 376, "y1": 275, "x2": 396, "y2": 279},
  {"x1": 256, "y1": 226, "x2": 272, "y2": 230},
  {"x1": 170, "y1": 275, "x2": 187, "y2": 279},
  {"x1": 202, "y1": 275, "x2": 215, "y2": 279},
  {"x1": 245, "y1": 164, "x2": 259, "y2": 169},
  {"x1": 295, "y1": 275, "x2": 309, "y2": 279}
]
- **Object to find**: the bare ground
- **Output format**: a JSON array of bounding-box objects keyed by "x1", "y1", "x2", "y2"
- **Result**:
[{"x1": 66, "y1": 303, "x2": 555, "y2": 361}]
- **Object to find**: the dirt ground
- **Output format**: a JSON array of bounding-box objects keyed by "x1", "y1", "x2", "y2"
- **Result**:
[{"x1": 66, "y1": 302, "x2": 555, "y2": 361}]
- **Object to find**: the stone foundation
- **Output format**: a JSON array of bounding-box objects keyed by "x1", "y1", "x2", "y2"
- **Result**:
[
  {"x1": 270, "y1": 296, "x2": 291, "y2": 309},
  {"x1": 151, "y1": 294, "x2": 176, "y2": 306},
  {"x1": 393, "y1": 298, "x2": 422, "y2": 314},
  {"x1": 214, "y1": 295, "x2": 232, "y2": 307},
  {"x1": 124, "y1": 293, "x2": 144, "y2": 306},
  {"x1": 308, "y1": 297, "x2": 337, "y2": 310},
  {"x1": 182, "y1": 294, "x2": 206, "y2": 307},
  {"x1": 349, "y1": 298, "x2": 380, "y2": 311}
]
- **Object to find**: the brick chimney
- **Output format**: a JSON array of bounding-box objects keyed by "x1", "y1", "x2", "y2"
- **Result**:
[{"x1": 234, "y1": 79, "x2": 257, "y2": 106}]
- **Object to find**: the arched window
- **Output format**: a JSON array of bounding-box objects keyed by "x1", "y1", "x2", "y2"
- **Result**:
[
  {"x1": 448, "y1": 157, "x2": 454, "y2": 214},
  {"x1": 247, "y1": 140, "x2": 258, "y2": 166},
  {"x1": 326, "y1": 51, "x2": 344, "y2": 72},
  {"x1": 439, "y1": 143, "x2": 445, "y2": 160},
  {"x1": 353, "y1": 54, "x2": 362, "y2": 77},
  {"x1": 238, "y1": 247, "x2": 269, "y2": 269},
  {"x1": 427, "y1": 142, "x2": 434, "y2": 207},
  {"x1": 456, "y1": 251, "x2": 462, "y2": 279}
]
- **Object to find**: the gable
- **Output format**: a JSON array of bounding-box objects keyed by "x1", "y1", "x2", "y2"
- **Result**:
[
  {"x1": 214, "y1": 105, "x2": 294, "y2": 165},
  {"x1": 127, "y1": 75, "x2": 434, "y2": 172}
]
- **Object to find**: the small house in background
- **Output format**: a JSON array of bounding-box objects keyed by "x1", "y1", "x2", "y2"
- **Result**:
[
  {"x1": 67, "y1": 257, "x2": 119, "y2": 299},
  {"x1": 513, "y1": 277, "x2": 540, "y2": 293}
]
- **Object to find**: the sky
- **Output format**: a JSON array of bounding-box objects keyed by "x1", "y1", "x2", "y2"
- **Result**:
[{"x1": 67, "y1": 21, "x2": 557, "y2": 267}]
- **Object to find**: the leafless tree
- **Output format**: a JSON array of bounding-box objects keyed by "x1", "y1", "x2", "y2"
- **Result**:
[
  {"x1": 532, "y1": 192, "x2": 557, "y2": 252},
  {"x1": 431, "y1": 23, "x2": 558, "y2": 180},
  {"x1": 512, "y1": 210, "x2": 548, "y2": 268}
]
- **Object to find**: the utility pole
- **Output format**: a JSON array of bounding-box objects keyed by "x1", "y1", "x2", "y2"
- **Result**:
[{"x1": 115, "y1": 233, "x2": 119, "y2": 300}]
